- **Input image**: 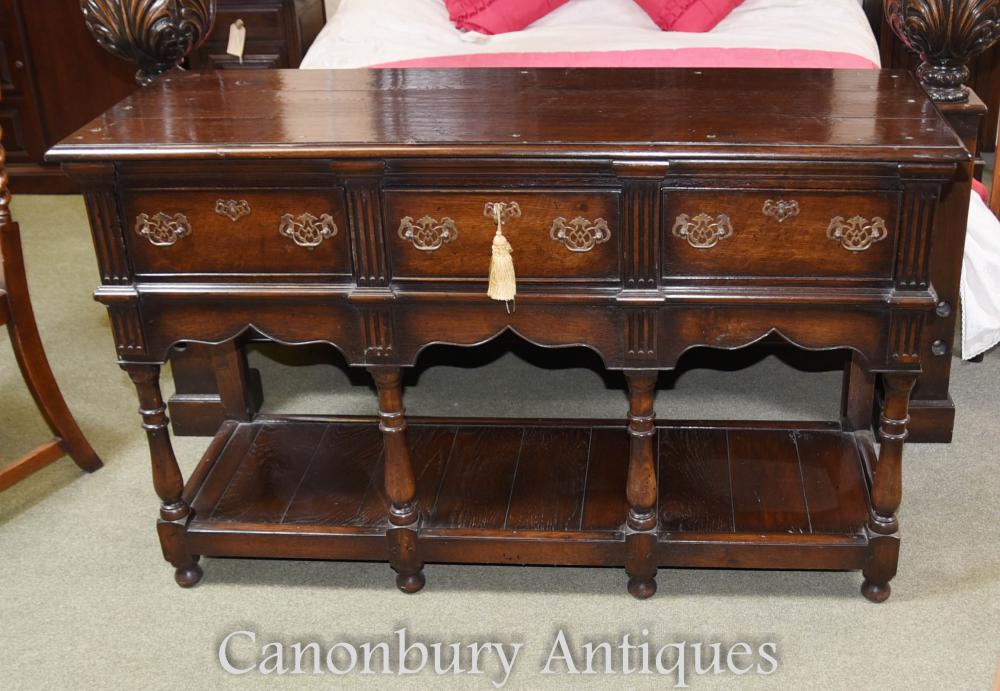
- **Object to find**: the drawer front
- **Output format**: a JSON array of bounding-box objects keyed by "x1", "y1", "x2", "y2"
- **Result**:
[
  {"x1": 214, "y1": 8, "x2": 286, "y2": 43},
  {"x1": 123, "y1": 189, "x2": 351, "y2": 277},
  {"x1": 384, "y1": 190, "x2": 620, "y2": 282},
  {"x1": 197, "y1": 50, "x2": 286, "y2": 70},
  {"x1": 190, "y1": 7, "x2": 290, "y2": 69},
  {"x1": 662, "y1": 190, "x2": 898, "y2": 281}
]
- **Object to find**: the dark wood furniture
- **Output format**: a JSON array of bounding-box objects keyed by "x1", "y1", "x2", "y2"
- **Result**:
[
  {"x1": 0, "y1": 0, "x2": 137, "y2": 193},
  {"x1": 53, "y1": 68, "x2": 965, "y2": 599},
  {"x1": 136, "y1": 0, "x2": 997, "y2": 443},
  {"x1": 187, "y1": 0, "x2": 325, "y2": 70},
  {"x1": 177, "y1": 0, "x2": 325, "y2": 433},
  {"x1": 0, "y1": 105, "x2": 102, "y2": 491},
  {"x1": 77, "y1": 0, "x2": 322, "y2": 432}
]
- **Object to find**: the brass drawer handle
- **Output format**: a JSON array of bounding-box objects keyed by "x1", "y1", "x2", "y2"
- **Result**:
[
  {"x1": 827, "y1": 216, "x2": 888, "y2": 252},
  {"x1": 135, "y1": 212, "x2": 191, "y2": 247},
  {"x1": 398, "y1": 215, "x2": 459, "y2": 251},
  {"x1": 762, "y1": 199, "x2": 800, "y2": 223},
  {"x1": 215, "y1": 199, "x2": 251, "y2": 222},
  {"x1": 279, "y1": 213, "x2": 337, "y2": 249},
  {"x1": 672, "y1": 213, "x2": 733, "y2": 249},
  {"x1": 549, "y1": 216, "x2": 611, "y2": 252}
]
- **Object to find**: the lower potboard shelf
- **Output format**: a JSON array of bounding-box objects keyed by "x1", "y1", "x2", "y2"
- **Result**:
[{"x1": 181, "y1": 417, "x2": 876, "y2": 578}]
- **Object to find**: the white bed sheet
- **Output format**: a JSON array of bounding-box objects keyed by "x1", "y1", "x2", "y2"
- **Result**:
[
  {"x1": 303, "y1": 0, "x2": 1000, "y2": 358},
  {"x1": 301, "y1": 0, "x2": 881, "y2": 69},
  {"x1": 962, "y1": 193, "x2": 1000, "y2": 359}
]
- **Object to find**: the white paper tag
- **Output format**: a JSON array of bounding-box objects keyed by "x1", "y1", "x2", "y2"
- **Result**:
[{"x1": 226, "y1": 19, "x2": 246, "y2": 63}]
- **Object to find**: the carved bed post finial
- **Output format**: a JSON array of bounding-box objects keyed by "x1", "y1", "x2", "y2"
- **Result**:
[
  {"x1": 79, "y1": 0, "x2": 217, "y2": 86},
  {"x1": 884, "y1": 0, "x2": 1000, "y2": 102}
]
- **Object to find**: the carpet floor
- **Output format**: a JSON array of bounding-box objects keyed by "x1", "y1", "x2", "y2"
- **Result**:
[{"x1": 0, "y1": 195, "x2": 997, "y2": 690}]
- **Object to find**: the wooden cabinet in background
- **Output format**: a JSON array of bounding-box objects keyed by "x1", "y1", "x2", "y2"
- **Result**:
[
  {"x1": 0, "y1": 0, "x2": 326, "y2": 192},
  {"x1": 188, "y1": 0, "x2": 326, "y2": 70},
  {"x1": 0, "y1": 0, "x2": 137, "y2": 193}
]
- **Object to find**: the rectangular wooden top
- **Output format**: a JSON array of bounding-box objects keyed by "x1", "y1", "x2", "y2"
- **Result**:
[{"x1": 48, "y1": 67, "x2": 968, "y2": 163}]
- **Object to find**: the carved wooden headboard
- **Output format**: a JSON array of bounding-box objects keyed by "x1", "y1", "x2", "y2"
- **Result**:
[
  {"x1": 80, "y1": 1, "x2": 998, "y2": 107},
  {"x1": 870, "y1": 1, "x2": 999, "y2": 152}
]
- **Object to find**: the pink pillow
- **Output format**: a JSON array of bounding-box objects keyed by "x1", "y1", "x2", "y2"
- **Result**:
[
  {"x1": 972, "y1": 179, "x2": 988, "y2": 204},
  {"x1": 445, "y1": 0, "x2": 570, "y2": 35},
  {"x1": 633, "y1": 0, "x2": 743, "y2": 32}
]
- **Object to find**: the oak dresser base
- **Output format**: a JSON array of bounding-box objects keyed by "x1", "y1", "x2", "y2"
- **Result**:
[{"x1": 51, "y1": 67, "x2": 966, "y2": 600}]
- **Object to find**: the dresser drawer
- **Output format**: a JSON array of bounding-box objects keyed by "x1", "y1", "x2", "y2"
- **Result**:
[
  {"x1": 384, "y1": 190, "x2": 620, "y2": 283},
  {"x1": 123, "y1": 190, "x2": 351, "y2": 277},
  {"x1": 662, "y1": 190, "x2": 899, "y2": 281},
  {"x1": 215, "y1": 8, "x2": 287, "y2": 43}
]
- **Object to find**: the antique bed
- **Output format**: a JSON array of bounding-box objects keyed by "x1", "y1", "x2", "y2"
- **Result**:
[{"x1": 76, "y1": 0, "x2": 999, "y2": 447}]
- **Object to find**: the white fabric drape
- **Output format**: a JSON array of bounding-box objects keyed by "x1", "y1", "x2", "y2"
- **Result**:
[{"x1": 962, "y1": 192, "x2": 1000, "y2": 359}]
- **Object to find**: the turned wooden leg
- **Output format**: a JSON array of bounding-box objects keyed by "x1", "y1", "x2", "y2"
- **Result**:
[
  {"x1": 862, "y1": 372, "x2": 916, "y2": 603},
  {"x1": 369, "y1": 367, "x2": 424, "y2": 594},
  {"x1": 624, "y1": 371, "x2": 658, "y2": 599},
  {"x1": 124, "y1": 364, "x2": 202, "y2": 588}
]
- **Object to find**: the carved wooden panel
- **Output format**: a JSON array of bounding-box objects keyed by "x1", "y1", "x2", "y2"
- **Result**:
[
  {"x1": 621, "y1": 179, "x2": 659, "y2": 290},
  {"x1": 363, "y1": 308, "x2": 394, "y2": 360},
  {"x1": 83, "y1": 189, "x2": 131, "y2": 284},
  {"x1": 625, "y1": 310, "x2": 657, "y2": 361},
  {"x1": 347, "y1": 179, "x2": 389, "y2": 287},
  {"x1": 80, "y1": 0, "x2": 216, "y2": 85},
  {"x1": 108, "y1": 302, "x2": 147, "y2": 357},
  {"x1": 894, "y1": 184, "x2": 939, "y2": 289},
  {"x1": 884, "y1": 0, "x2": 1000, "y2": 103},
  {"x1": 890, "y1": 311, "x2": 923, "y2": 365}
]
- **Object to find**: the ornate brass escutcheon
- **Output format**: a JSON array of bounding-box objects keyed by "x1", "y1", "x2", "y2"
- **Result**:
[
  {"x1": 672, "y1": 213, "x2": 733, "y2": 249},
  {"x1": 827, "y1": 216, "x2": 888, "y2": 252},
  {"x1": 278, "y1": 212, "x2": 338, "y2": 249},
  {"x1": 214, "y1": 199, "x2": 251, "y2": 222},
  {"x1": 398, "y1": 215, "x2": 459, "y2": 251},
  {"x1": 762, "y1": 199, "x2": 800, "y2": 223},
  {"x1": 484, "y1": 201, "x2": 522, "y2": 226},
  {"x1": 135, "y1": 212, "x2": 191, "y2": 246},
  {"x1": 549, "y1": 217, "x2": 611, "y2": 252}
]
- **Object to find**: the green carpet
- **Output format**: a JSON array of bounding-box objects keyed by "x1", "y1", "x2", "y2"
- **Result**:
[{"x1": 1, "y1": 195, "x2": 997, "y2": 690}]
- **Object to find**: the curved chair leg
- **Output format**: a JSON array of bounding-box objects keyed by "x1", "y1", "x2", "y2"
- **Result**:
[{"x1": 2, "y1": 220, "x2": 102, "y2": 474}]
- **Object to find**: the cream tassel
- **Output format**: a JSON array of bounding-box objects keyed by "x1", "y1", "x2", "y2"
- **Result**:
[{"x1": 487, "y1": 208, "x2": 516, "y2": 312}]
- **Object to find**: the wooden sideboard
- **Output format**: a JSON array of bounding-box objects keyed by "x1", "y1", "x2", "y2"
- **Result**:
[{"x1": 51, "y1": 68, "x2": 967, "y2": 600}]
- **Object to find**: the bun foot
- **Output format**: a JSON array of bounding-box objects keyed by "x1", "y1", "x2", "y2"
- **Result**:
[
  {"x1": 175, "y1": 563, "x2": 204, "y2": 588},
  {"x1": 627, "y1": 576, "x2": 657, "y2": 600},
  {"x1": 396, "y1": 571, "x2": 426, "y2": 594},
  {"x1": 861, "y1": 578, "x2": 891, "y2": 603}
]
